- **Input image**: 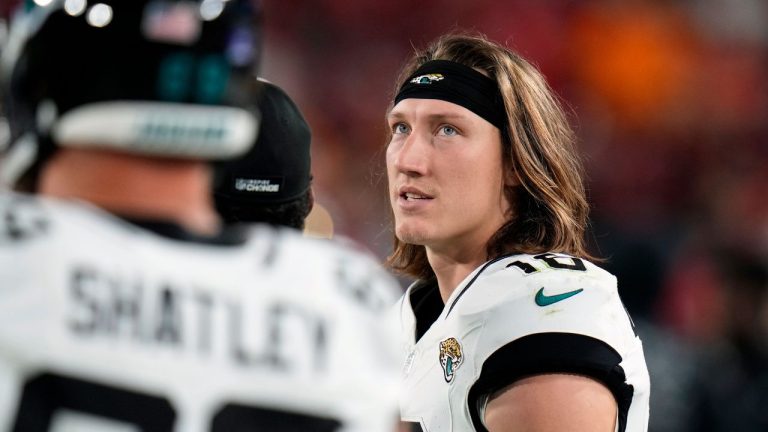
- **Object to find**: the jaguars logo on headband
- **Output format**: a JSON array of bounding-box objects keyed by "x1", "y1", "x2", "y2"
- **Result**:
[
  {"x1": 410, "y1": 73, "x2": 444, "y2": 85},
  {"x1": 439, "y1": 337, "x2": 463, "y2": 383}
]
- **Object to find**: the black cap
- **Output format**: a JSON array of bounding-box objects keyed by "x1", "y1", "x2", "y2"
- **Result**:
[{"x1": 214, "y1": 79, "x2": 311, "y2": 206}]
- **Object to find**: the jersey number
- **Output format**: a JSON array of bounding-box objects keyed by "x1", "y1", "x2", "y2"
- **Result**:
[
  {"x1": 506, "y1": 253, "x2": 586, "y2": 274},
  {"x1": 13, "y1": 373, "x2": 341, "y2": 432}
]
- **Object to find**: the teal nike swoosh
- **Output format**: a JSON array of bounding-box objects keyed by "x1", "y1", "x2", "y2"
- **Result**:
[{"x1": 535, "y1": 287, "x2": 584, "y2": 306}]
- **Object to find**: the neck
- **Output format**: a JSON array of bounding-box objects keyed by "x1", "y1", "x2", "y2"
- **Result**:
[
  {"x1": 426, "y1": 242, "x2": 489, "y2": 304},
  {"x1": 39, "y1": 148, "x2": 221, "y2": 236}
]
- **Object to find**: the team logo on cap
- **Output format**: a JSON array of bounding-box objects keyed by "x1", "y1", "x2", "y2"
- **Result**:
[
  {"x1": 439, "y1": 337, "x2": 463, "y2": 383},
  {"x1": 410, "y1": 73, "x2": 444, "y2": 85}
]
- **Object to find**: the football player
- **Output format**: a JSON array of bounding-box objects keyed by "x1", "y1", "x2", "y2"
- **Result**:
[
  {"x1": 385, "y1": 33, "x2": 650, "y2": 431},
  {"x1": 0, "y1": 1, "x2": 400, "y2": 431}
]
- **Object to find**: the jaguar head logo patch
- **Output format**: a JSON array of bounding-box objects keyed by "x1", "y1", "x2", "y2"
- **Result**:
[
  {"x1": 410, "y1": 73, "x2": 444, "y2": 85},
  {"x1": 439, "y1": 337, "x2": 463, "y2": 383}
]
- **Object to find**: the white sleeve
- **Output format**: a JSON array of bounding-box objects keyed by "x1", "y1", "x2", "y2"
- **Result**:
[{"x1": 458, "y1": 254, "x2": 642, "y2": 430}]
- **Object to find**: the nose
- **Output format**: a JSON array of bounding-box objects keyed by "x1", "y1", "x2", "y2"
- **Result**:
[{"x1": 391, "y1": 130, "x2": 429, "y2": 177}]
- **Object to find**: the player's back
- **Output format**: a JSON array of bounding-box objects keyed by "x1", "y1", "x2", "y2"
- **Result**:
[{"x1": 0, "y1": 193, "x2": 400, "y2": 432}]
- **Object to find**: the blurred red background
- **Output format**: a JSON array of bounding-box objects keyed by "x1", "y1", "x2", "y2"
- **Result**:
[{"x1": 0, "y1": 0, "x2": 765, "y2": 429}]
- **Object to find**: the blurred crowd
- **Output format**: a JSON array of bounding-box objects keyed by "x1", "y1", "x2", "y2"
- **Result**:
[{"x1": 260, "y1": 0, "x2": 768, "y2": 431}]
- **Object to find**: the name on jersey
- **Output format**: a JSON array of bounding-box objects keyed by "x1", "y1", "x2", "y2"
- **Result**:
[{"x1": 67, "y1": 265, "x2": 328, "y2": 373}]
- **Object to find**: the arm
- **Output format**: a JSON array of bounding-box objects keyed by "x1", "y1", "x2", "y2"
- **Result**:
[{"x1": 484, "y1": 373, "x2": 617, "y2": 432}]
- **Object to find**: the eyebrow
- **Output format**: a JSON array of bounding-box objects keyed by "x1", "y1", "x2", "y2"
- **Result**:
[{"x1": 387, "y1": 110, "x2": 470, "y2": 123}]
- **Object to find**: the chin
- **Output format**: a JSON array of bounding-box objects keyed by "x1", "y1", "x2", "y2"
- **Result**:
[{"x1": 395, "y1": 223, "x2": 431, "y2": 245}]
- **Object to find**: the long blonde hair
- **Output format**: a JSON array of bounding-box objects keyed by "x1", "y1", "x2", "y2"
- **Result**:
[{"x1": 386, "y1": 33, "x2": 594, "y2": 280}]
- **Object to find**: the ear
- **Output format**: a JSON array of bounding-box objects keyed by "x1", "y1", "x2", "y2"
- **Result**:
[{"x1": 307, "y1": 186, "x2": 315, "y2": 214}]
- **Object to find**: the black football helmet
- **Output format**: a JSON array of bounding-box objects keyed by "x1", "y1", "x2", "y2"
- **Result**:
[{"x1": 0, "y1": 0, "x2": 262, "y2": 188}]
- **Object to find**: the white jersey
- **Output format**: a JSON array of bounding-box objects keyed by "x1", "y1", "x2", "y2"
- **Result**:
[
  {"x1": 397, "y1": 252, "x2": 650, "y2": 432},
  {"x1": 0, "y1": 193, "x2": 401, "y2": 432}
]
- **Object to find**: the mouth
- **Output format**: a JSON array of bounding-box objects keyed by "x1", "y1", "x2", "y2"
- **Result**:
[
  {"x1": 396, "y1": 186, "x2": 434, "y2": 206},
  {"x1": 401, "y1": 191, "x2": 431, "y2": 201}
]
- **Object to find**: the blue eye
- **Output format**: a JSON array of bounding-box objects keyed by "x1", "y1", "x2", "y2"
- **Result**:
[
  {"x1": 393, "y1": 123, "x2": 410, "y2": 134},
  {"x1": 440, "y1": 125, "x2": 457, "y2": 136}
]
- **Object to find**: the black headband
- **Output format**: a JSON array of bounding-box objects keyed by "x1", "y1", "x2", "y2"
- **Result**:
[{"x1": 394, "y1": 60, "x2": 507, "y2": 131}]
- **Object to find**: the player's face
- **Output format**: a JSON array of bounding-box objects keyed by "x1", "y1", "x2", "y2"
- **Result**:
[{"x1": 386, "y1": 98, "x2": 511, "y2": 256}]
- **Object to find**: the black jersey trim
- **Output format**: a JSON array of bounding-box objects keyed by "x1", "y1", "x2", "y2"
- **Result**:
[
  {"x1": 402, "y1": 421, "x2": 425, "y2": 432},
  {"x1": 409, "y1": 279, "x2": 443, "y2": 342},
  {"x1": 410, "y1": 253, "x2": 519, "y2": 341},
  {"x1": 467, "y1": 332, "x2": 634, "y2": 432},
  {"x1": 445, "y1": 253, "x2": 518, "y2": 318}
]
